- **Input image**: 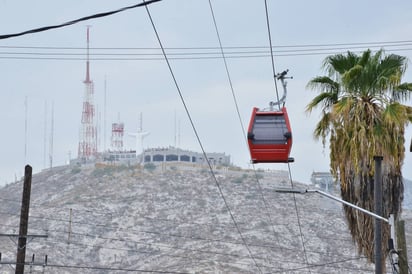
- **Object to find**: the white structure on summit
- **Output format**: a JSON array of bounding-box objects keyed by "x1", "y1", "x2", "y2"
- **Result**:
[{"x1": 128, "y1": 113, "x2": 150, "y2": 161}]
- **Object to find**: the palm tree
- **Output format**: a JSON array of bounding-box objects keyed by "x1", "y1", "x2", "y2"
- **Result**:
[{"x1": 306, "y1": 49, "x2": 412, "y2": 264}]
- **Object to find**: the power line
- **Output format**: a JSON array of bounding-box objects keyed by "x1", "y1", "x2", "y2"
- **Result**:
[
  {"x1": 0, "y1": 261, "x2": 189, "y2": 273},
  {"x1": 1, "y1": 41, "x2": 412, "y2": 61},
  {"x1": 25, "y1": 235, "x2": 288, "y2": 271},
  {"x1": 0, "y1": 210, "x2": 357, "y2": 257},
  {"x1": 0, "y1": 0, "x2": 162, "y2": 40},
  {"x1": 1, "y1": 48, "x2": 412, "y2": 61},
  {"x1": 0, "y1": 257, "x2": 374, "y2": 274},
  {"x1": 2, "y1": 39, "x2": 412, "y2": 50},
  {"x1": 143, "y1": 2, "x2": 263, "y2": 273},
  {"x1": 9, "y1": 228, "x2": 371, "y2": 273},
  {"x1": 270, "y1": 256, "x2": 375, "y2": 273}
]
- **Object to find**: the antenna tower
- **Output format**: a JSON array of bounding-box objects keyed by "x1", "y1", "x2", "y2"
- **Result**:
[
  {"x1": 49, "y1": 102, "x2": 54, "y2": 168},
  {"x1": 111, "y1": 114, "x2": 124, "y2": 151},
  {"x1": 78, "y1": 27, "x2": 97, "y2": 160}
]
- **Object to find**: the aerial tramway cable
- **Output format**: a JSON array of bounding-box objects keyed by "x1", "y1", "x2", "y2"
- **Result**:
[
  {"x1": 143, "y1": 2, "x2": 263, "y2": 273},
  {"x1": 262, "y1": 0, "x2": 311, "y2": 271},
  {"x1": 247, "y1": 1, "x2": 293, "y2": 164},
  {"x1": 207, "y1": 0, "x2": 287, "y2": 258}
]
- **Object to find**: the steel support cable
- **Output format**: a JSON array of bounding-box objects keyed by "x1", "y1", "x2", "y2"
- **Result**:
[
  {"x1": 263, "y1": 0, "x2": 311, "y2": 269},
  {"x1": 142, "y1": 2, "x2": 262, "y2": 273},
  {"x1": 287, "y1": 162, "x2": 311, "y2": 272},
  {"x1": 0, "y1": 241, "x2": 374, "y2": 274},
  {"x1": 270, "y1": 256, "x2": 375, "y2": 274},
  {"x1": 1, "y1": 216, "x2": 374, "y2": 271},
  {"x1": 3, "y1": 39, "x2": 412, "y2": 49},
  {"x1": 0, "y1": 261, "x2": 189, "y2": 273},
  {"x1": 2, "y1": 44, "x2": 412, "y2": 59},
  {"x1": 264, "y1": 0, "x2": 280, "y2": 104},
  {"x1": 0, "y1": 0, "x2": 161, "y2": 40},
  {"x1": 40, "y1": 236, "x2": 275, "y2": 270},
  {"x1": 19, "y1": 231, "x2": 370, "y2": 272},
  {"x1": 207, "y1": 0, "x2": 285, "y2": 255},
  {"x1": 56, "y1": 230, "x2": 268, "y2": 264},
  {"x1": 2, "y1": 47, "x2": 412, "y2": 61},
  {"x1": 0, "y1": 210, "x2": 360, "y2": 258}
]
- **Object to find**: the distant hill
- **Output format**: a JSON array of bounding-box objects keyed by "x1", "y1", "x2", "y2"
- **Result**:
[{"x1": 0, "y1": 163, "x2": 410, "y2": 273}]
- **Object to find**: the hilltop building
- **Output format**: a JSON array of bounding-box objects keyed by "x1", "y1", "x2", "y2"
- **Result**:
[
  {"x1": 99, "y1": 146, "x2": 230, "y2": 166},
  {"x1": 310, "y1": 171, "x2": 337, "y2": 192},
  {"x1": 143, "y1": 146, "x2": 230, "y2": 166}
]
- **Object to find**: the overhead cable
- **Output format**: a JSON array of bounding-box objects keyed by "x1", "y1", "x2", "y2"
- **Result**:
[
  {"x1": 263, "y1": 0, "x2": 311, "y2": 270},
  {"x1": 207, "y1": 0, "x2": 285, "y2": 257},
  {"x1": 0, "y1": 0, "x2": 161, "y2": 40},
  {"x1": 143, "y1": 2, "x2": 263, "y2": 272},
  {"x1": 2, "y1": 39, "x2": 412, "y2": 50}
]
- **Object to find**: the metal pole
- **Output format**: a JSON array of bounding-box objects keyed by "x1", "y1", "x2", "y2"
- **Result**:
[
  {"x1": 275, "y1": 187, "x2": 390, "y2": 224},
  {"x1": 307, "y1": 189, "x2": 389, "y2": 223},
  {"x1": 374, "y1": 156, "x2": 383, "y2": 274},
  {"x1": 396, "y1": 220, "x2": 409, "y2": 274},
  {"x1": 68, "y1": 208, "x2": 72, "y2": 244},
  {"x1": 15, "y1": 165, "x2": 32, "y2": 274}
]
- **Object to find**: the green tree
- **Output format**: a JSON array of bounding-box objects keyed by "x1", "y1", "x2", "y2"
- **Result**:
[{"x1": 306, "y1": 49, "x2": 412, "y2": 263}]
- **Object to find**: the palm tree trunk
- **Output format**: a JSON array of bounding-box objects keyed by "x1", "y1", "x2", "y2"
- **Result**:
[{"x1": 340, "y1": 163, "x2": 403, "y2": 270}]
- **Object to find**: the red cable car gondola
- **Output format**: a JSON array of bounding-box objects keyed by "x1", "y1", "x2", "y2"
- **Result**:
[
  {"x1": 247, "y1": 70, "x2": 294, "y2": 164},
  {"x1": 247, "y1": 106, "x2": 293, "y2": 163}
]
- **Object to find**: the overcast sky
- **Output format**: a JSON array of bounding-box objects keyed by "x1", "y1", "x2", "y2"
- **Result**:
[{"x1": 1, "y1": 0, "x2": 412, "y2": 186}]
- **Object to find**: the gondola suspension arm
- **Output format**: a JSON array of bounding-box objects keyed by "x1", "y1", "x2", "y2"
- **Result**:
[{"x1": 270, "y1": 69, "x2": 293, "y2": 110}]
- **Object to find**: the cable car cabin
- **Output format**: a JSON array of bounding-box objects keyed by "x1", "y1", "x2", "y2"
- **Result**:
[{"x1": 247, "y1": 107, "x2": 293, "y2": 163}]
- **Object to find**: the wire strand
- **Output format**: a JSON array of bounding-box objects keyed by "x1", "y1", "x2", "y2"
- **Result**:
[
  {"x1": 264, "y1": 0, "x2": 280, "y2": 104},
  {"x1": 0, "y1": 0, "x2": 162, "y2": 40},
  {"x1": 288, "y1": 162, "x2": 312, "y2": 272},
  {"x1": 143, "y1": 2, "x2": 262, "y2": 273},
  {"x1": 207, "y1": 0, "x2": 285, "y2": 256}
]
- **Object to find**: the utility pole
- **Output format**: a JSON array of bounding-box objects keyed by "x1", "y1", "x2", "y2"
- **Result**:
[
  {"x1": 396, "y1": 220, "x2": 408, "y2": 274},
  {"x1": 374, "y1": 156, "x2": 383, "y2": 274},
  {"x1": 15, "y1": 165, "x2": 32, "y2": 274},
  {"x1": 68, "y1": 208, "x2": 72, "y2": 244},
  {"x1": 275, "y1": 182, "x2": 396, "y2": 274}
]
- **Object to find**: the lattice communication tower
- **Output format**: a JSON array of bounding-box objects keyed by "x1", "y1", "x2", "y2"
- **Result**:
[
  {"x1": 111, "y1": 122, "x2": 124, "y2": 151},
  {"x1": 78, "y1": 27, "x2": 97, "y2": 160}
]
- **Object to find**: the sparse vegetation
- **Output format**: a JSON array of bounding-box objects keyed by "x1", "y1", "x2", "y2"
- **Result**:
[
  {"x1": 144, "y1": 162, "x2": 156, "y2": 172},
  {"x1": 255, "y1": 173, "x2": 264, "y2": 180},
  {"x1": 71, "y1": 166, "x2": 81, "y2": 174},
  {"x1": 0, "y1": 163, "x2": 410, "y2": 273},
  {"x1": 91, "y1": 166, "x2": 115, "y2": 177},
  {"x1": 233, "y1": 174, "x2": 248, "y2": 184}
]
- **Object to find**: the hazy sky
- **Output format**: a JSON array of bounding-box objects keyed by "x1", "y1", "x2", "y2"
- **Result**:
[{"x1": 1, "y1": 0, "x2": 412, "y2": 185}]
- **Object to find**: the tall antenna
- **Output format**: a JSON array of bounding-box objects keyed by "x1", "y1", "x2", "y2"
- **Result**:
[
  {"x1": 139, "y1": 112, "x2": 143, "y2": 131},
  {"x1": 49, "y1": 101, "x2": 54, "y2": 169},
  {"x1": 174, "y1": 110, "x2": 177, "y2": 147},
  {"x1": 78, "y1": 26, "x2": 97, "y2": 161},
  {"x1": 178, "y1": 118, "x2": 181, "y2": 148},
  {"x1": 24, "y1": 96, "x2": 28, "y2": 163},
  {"x1": 43, "y1": 100, "x2": 47, "y2": 168},
  {"x1": 104, "y1": 76, "x2": 107, "y2": 152},
  {"x1": 97, "y1": 104, "x2": 100, "y2": 152}
]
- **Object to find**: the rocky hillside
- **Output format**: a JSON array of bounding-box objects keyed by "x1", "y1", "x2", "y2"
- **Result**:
[{"x1": 0, "y1": 163, "x2": 411, "y2": 273}]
